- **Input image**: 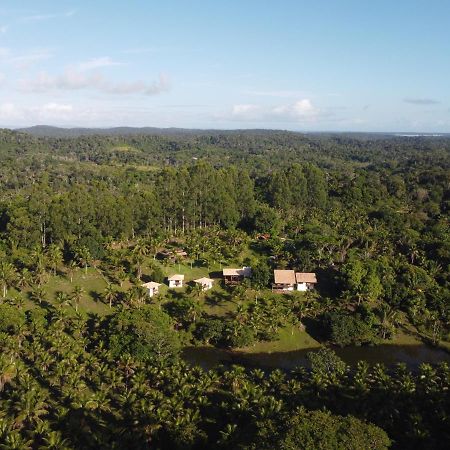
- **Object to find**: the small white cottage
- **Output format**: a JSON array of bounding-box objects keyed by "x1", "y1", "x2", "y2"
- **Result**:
[
  {"x1": 193, "y1": 277, "x2": 214, "y2": 291},
  {"x1": 168, "y1": 274, "x2": 184, "y2": 288},
  {"x1": 272, "y1": 270, "x2": 318, "y2": 292},
  {"x1": 223, "y1": 266, "x2": 252, "y2": 285},
  {"x1": 295, "y1": 272, "x2": 317, "y2": 291},
  {"x1": 141, "y1": 281, "x2": 162, "y2": 298},
  {"x1": 272, "y1": 269, "x2": 296, "y2": 292}
]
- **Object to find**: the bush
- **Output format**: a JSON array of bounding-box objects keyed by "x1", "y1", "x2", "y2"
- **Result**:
[
  {"x1": 149, "y1": 263, "x2": 165, "y2": 283},
  {"x1": 194, "y1": 318, "x2": 226, "y2": 345},
  {"x1": 325, "y1": 312, "x2": 377, "y2": 347},
  {"x1": 107, "y1": 305, "x2": 181, "y2": 363},
  {"x1": 225, "y1": 324, "x2": 256, "y2": 348},
  {"x1": 0, "y1": 304, "x2": 25, "y2": 333},
  {"x1": 275, "y1": 408, "x2": 390, "y2": 450}
]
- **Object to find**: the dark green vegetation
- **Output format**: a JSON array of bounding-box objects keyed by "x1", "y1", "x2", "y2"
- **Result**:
[
  {"x1": 3, "y1": 310, "x2": 450, "y2": 449},
  {"x1": 0, "y1": 128, "x2": 449, "y2": 448}
]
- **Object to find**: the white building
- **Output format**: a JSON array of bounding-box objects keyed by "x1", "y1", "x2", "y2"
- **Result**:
[
  {"x1": 272, "y1": 270, "x2": 317, "y2": 292},
  {"x1": 273, "y1": 270, "x2": 296, "y2": 291},
  {"x1": 295, "y1": 272, "x2": 318, "y2": 291},
  {"x1": 193, "y1": 277, "x2": 214, "y2": 291},
  {"x1": 141, "y1": 281, "x2": 162, "y2": 297},
  {"x1": 222, "y1": 266, "x2": 252, "y2": 284},
  {"x1": 168, "y1": 274, "x2": 184, "y2": 288}
]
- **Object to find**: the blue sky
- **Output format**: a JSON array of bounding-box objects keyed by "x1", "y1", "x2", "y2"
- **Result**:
[{"x1": 0, "y1": 0, "x2": 449, "y2": 131}]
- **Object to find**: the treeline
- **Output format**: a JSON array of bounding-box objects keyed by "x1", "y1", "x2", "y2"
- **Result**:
[
  {"x1": 2, "y1": 304, "x2": 450, "y2": 449},
  {"x1": 0, "y1": 129, "x2": 449, "y2": 340},
  {"x1": 0, "y1": 161, "x2": 330, "y2": 252}
]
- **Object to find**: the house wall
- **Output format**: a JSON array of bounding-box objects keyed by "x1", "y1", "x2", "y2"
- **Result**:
[
  {"x1": 169, "y1": 280, "x2": 183, "y2": 288},
  {"x1": 296, "y1": 282, "x2": 315, "y2": 291}
]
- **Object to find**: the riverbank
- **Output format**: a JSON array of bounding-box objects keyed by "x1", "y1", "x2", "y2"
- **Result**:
[{"x1": 183, "y1": 326, "x2": 450, "y2": 370}]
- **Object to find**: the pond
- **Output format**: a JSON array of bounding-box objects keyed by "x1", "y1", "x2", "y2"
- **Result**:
[{"x1": 183, "y1": 343, "x2": 450, "y2": 371}]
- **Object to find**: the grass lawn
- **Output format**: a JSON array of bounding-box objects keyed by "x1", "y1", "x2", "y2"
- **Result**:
[
  {"x1": 17, "y1": 267, "x2": 114, "y2": 316},
  {"x1": 239, "y1": 325, "x2": 321, "y2": 354}
]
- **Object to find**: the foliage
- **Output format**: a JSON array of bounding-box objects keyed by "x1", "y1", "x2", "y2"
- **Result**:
[
  {"x1": 107, "y1": 305, "x2": 181, "y2": 362},
  {"x1": 274, "y1": 408, "x2": 390, "y2": 450},
  {"x1": 325, "y1": 311, "x2": 378, "y2": 347}
]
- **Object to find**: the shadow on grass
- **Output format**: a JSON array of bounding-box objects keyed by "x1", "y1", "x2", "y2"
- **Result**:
[
  {"x1": 208, "y1": 270, "x2": 222, "y2": 279},
  {"x1": 302, "y1": 317, "x2": 327, "y2": 343},
  {"x1": 205, "y1": 290, "x2": 232, "y2": 308},
  {"x1": 89, "y1": 290, "x2": 102, "y2": 303}
]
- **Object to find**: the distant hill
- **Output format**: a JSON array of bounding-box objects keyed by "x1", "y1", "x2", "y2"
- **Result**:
[
  {"x1": 16, "y1": 125, "x2": 201, "y2": 138},
  {"x1": 15, "y1": 125, "x2": 450, "y2": 140},
  {"x1": 17, "y1": 125, "x2": 294, "y2": 138}
]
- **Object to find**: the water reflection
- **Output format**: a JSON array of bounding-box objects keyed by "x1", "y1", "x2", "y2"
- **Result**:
[{"x1": 183, "y1": 344, "x2": 450, "y2": 371}]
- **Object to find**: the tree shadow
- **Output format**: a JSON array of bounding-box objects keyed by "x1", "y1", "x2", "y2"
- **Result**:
[
  {"x1": 205, "y1": 290, "x2": 232, "y2": 308},
  {"x1": 167, "y1": 289, "x2": 186, "y2": 301},
  {"x1": 302, "y1": 317, "x2": 327, "y2": 343},
  {"x1": 89, "y1": 290, "x2": 102, "y2": 304},
  {"x1": 141, "y1": 273, "x2": 152, "y2": 283},
  {"x1": 208, "y1": 270, "x2": 222, "y2": 278},
  {"x1": 315, "y1": 267, "x2": 342, "y2": 298}
]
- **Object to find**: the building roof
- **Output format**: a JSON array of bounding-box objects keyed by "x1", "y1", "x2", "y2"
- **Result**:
[
  {"x1": 168, "y1": 274, "x2": 185, "y2": 281},
  {"x1": 223, "y1": 266, "x2": 252, "y2": 277},
  {"x1": 274, "y1": 269, "x2": 296, "y2": 285},
  {"x1": 141, "y1": 281, "x2": 162, "y2": 289},
  {"x1": 194, "y1": 277, "x2": 214, "y2": 284},
  {"x1": 295, "y1": 272, "x2": 317, "y2": 283}
]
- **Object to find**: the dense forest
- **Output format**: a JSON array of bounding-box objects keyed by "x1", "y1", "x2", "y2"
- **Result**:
[{"x1": 0, "y1": 127, "x2": 449, "y2": 448}]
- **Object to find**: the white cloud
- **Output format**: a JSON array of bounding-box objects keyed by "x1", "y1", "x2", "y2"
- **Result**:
[
  {"x1": 41, "y1": 103, "x2": 73, "y2": 113},
  {"x1": 0, "y1": 47, "x2": 53, "y2": 69},
  {"x1": 21, "y1": 9, "x2": 76, "y2": 23},
  {"x1": 18, "y1": 70, "x2": 171, "y2": 96},
  {"x1": 0, "y1": 103, "x2": 21, "y2": 120},
  {"x1": 0, "y1": 102, "x2": 74, "y2": 124},
  {"x1": 273, "y1": 99, "x2": 318, "y2": 118},
  {"x1": 78, "y1": 57, "x2": 123, "y2": 71},
  {"x1": 404, "y1": 98, "x2": 440, "y2": 105},
  {"x1": 10, "y1": 50, "x2": 53, "y2": 69},
  {"x1": 230, "y1": 99, "x2": 322, "y2": 123},
  {"x1": 246, "y1": 90, "x2": 309, "y2": 98},
  {"x1": 121, "y1": 47, "x2": 162, "y2": 55},
  {"x1": 232, "y1": 104, "x2": 260, "y2": 116}
]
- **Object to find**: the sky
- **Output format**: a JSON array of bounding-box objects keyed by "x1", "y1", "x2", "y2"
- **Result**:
[{"x1": 0, "y1": 0, "x2": 450, "y2": 132}]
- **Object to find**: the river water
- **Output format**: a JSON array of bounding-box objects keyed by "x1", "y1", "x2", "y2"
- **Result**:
[{"x1": 183, "y1": 344, "x2": 450, "y2": 371}]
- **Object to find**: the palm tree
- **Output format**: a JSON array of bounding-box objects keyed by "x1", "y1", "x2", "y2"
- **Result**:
[
  {"x1": 29, "y1": 286, "x2": 47, "y2": 305},
  {"x1": 0, "y1": 261, "x2": 17, "y2": 298},
  {"x1": 71, "y1": 285, "x2": 84, "y2": 313},
  {"x1": 55, "y1": 292, "x2": 71, "y2": 310},
  {"x1": 132, "y1": 240, "x2": 150, "y2": 280},
  {"x1": 379, "y1": 304, "x2": 399, "y2": 340},
  {"x1": 16, "y1": 268, "x2": 32, "y2": 290},
  {"x1": 133, "y1": 254, "x2": 145, "y2": 281},
  {"x1": 103, "y1": 284, "x2": 117, "y2": 309},
  {"x1": 39, "y1": 431, "x2": 71, "y2": 450},
  {"x1": 189, "y1": 283, "x2": 203, "y2": 300},
  {"x1": 131, "y1": 285, "x2": 147, "y2": 307},
  {"x1": 147, "y1": 236, "x2": 162, "y2": 260},
  {"x1": 0, "y1": 353, "x2": 17, "y2": 391},
  {"x1": 114, "y1": 266, "x2": 127, "y2": 287},
  {"x1": 74, "y1": 246, "x2": 91, "y2": 275},
  {"x1": 46, "y1": 244, "x2": 63, "y2": 276},
  {"x1": 66, "y1": 260, "x2": 78, "y2": 283}
]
